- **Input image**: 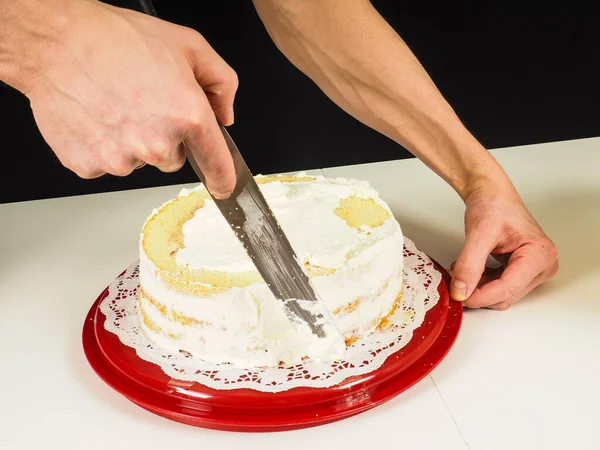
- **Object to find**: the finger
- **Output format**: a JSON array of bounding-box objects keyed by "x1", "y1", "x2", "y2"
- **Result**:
[
  {"x1": 463, "y1": 246, "x2": 548, "y2": 309},
  {"x1": 478, "y1": 277, "x2": 538, "y2": 311},
  {"x1": 450, "y1": 225, "x2": 499, "y2": 301},
  {"x1": 486, "y1": 301, "x2": 512, "y2": 311},
  {"x1": 475, "y1": 277, "x2": 538, "y2": 311},
  {"x1": 186, "y1": 30, "x2": 238, "y2": 126},
  {"x1": 203, "y1": 70, "x2": 238, "y2": 127},
  {"x1": 104, "y1": 151, "x2": 139, "y2": 177},
  {"x1": 58, "y1": 153, "x2": 105, "y2": 179},
  {"x1": 73, "y1": 166, "x2": 105, "y2": 179},
  {"x1": 96, "y1": 137, "x2": 142, "y2": 177},
  {"x1": 184, "y1": 96, "x2": 236, "y2": 198},
  {"x1": 138, "y1": 140, "x2": 186, "y2": 174},
  {"x1": 449, "y1": 263, "x2": 504, "y2": 286},
  {"x1": 153, "y1": 142, "x2": 186, "y2": 173},
  {"x1": 66, "y1": 157, "x2": 105, "y2": 178},
  {"x1": 482, "y1": 258, "x2": 559, "y2": 310}
]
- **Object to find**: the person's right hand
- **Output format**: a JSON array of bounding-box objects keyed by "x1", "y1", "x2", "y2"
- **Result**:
[{"x1": 23, "y1": 1, "x2": 238, "y2": 198}]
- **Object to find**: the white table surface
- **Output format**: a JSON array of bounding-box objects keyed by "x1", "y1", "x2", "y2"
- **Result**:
[{"x1": 1, "y1": 136, "x2": 598, "y2": 450}]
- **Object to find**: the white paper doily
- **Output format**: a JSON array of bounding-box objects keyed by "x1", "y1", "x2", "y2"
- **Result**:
[{"x1": 100, "y1": 238, "x2": 441, "y2": 392}]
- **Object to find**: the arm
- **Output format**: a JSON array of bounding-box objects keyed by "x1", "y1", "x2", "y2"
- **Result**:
[
  {"x1": 252, "y1": 0, "x2": 511, "y2": 200},
  {"x1": 0, "y1": 0, "x2": 237, "y2": 198},
  {"x1": 253, "y1": 0, "x2": 558, "y2": 308}
]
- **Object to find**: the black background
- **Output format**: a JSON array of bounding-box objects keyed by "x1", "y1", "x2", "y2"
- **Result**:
[{"x1": 1, "y1": 0, "x2": 598, "y2": 204}]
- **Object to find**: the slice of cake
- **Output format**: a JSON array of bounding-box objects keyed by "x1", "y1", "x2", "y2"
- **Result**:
[{"x1": 138, "y1": 174, "x2": 404, "y2": 368}]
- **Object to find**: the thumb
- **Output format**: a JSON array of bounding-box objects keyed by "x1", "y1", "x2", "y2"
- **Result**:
[
  {"x1": 185, "y1": 95, "x2": 236, "y2": 199},
  {"x1": 204, "y1": 81, "x2": 237, "y2": 127},
  {"x1": 450, "y1": 226, "x2": 498, "y2": 301},
  {"x1": 187, "y1": 34, "x2": 239, "y2": 126}
]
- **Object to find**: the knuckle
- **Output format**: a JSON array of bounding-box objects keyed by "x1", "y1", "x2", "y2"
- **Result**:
[
  {"x1": 204, "y1": 69, "x2": 238, "y2": 101},
  {"x1": 112, "y1": 166, "x2": 133, "y2": 177},
  {"x1": 146, "y1": 152, "x2": 165, "y2": 166},
  {"x1": 75, "y1": 169, "x2": 93, "y2": 179},
  {"x1": 142, "y1": 141, "x2": 171, "y2": 165},
  {"x1": 142, "y1": 140, "x2": 184, "y2": 172},
  {"x1": 106, "y1": 158, "x2": 133, "y2": 177},
  {"x1": 109, "y1": 167, "x2": 132, "y2": 177},
  {"x1": 543, "y1": 241, "x2": 559, "y2": 264},
  {"x1": 181, "y1": 26, "x2": 204, "y2": 43},
  {"x1": 73, "y1": 164, "x2": 103, "y2": 179},
  {"x1": 225, "y1": 67, "x2": 239, "y2": 91},
  {"x1": 552, "y1": 260, "x2": 560, "y2": 276},
  {"x1": 179, "y1": 98, "x2": 208, "y2": 129},
  {"x1": 57, "y1": 152, "x2": 77, "y2": 170},
  {"x1": 186, "y1": 109, "x2": 207, "y2": 129},
  {"x1": 548, "y1": 259, "x2": 560, "y2": 278},
  {"x1": 503, "y1": 285, "x2": 519, "y2": 303},
  {"x1": 462, "y1": 299, "x2": 478, "y2": 309},
  {"x1": 61, "y1": 155, "x2": 102, "y2": 179},
  {"x1": 495, "y1": 302, "x2": 512, "y2": 311},
  {"x1": 463, "y1": 296, "x2": 484, "y2": 309},
  {"x1": 150, "y1": 140, "x2": 170, "y2": 155},
  {"x1": 160, "y1": 157, "x2": 186, "y2": 173}
]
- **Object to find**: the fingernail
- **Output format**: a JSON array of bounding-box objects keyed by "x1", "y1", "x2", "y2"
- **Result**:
[
  {"x1": 212, "y1": 190, "x2": 232, "y2": 200},
  {"x1": 450, "y1": 280, "x2": 468, "y2": 301}
]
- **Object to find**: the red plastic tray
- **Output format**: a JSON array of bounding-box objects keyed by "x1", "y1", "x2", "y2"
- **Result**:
[{"x1": 82, "y1": 261, "x2": 462, "y2": 432}]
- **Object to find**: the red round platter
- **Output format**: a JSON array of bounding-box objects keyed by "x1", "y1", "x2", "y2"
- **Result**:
[{"x1": 82, "y1": 260, "x2": 462, "y2": 432}]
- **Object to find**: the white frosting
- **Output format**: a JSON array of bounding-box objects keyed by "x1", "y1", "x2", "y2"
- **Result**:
[
  {"x1": 139, "y1": 174, "x2": 404, "y2": 368},
  {"x1": 176, "y1": 177, "x2": 383, "y2": 271}
]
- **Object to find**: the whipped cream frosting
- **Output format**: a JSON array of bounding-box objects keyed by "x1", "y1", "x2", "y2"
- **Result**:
[
  {"x1": 138, "y1": 174, "x2": 404, "y2": 368},
  {"x1": 176, "y1": 176, "x2": 384, "y2": 271}
]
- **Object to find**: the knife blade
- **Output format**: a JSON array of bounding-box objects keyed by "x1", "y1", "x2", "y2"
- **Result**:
[{"x1": 187, "y1": 125, "x2": 345, "y2": 346}]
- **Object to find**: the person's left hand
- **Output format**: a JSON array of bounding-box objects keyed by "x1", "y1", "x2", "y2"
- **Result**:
[{"x1": 449, "y1": 183, "x2": 559, "y2": 310}]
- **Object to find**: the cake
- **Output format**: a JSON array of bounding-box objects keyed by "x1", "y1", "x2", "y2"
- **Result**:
[{"x1": 138, "y1": 174, "x2": 404, "y2": 368}]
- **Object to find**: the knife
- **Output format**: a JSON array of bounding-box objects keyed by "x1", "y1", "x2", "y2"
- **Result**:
[
  {"x1": 189, "y1": 125, "x2": 345, "y2": 345},
  {"x1": 137, "y1": 0, "x2": 345, "y2": 348}
]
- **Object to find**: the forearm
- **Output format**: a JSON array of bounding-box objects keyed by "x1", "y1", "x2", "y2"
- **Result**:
[
  {"x1": 253, "y1": 0, "x2": 516, "y2": 199},
  {"x1": 0, "y1": 0, "x2": 82, "y2": 94}
]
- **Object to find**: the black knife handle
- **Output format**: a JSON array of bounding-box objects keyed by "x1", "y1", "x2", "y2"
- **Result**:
[{"x1": 138, "y1": 0, "x2": 158, "y2": 17}]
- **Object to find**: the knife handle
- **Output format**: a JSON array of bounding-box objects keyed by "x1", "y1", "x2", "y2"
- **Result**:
[{"x1": 138, "y1": 0, "x2": 158, "y2": 17}]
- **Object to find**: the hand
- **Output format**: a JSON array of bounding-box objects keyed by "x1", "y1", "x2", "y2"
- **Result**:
[
  {"x1": 449, "y1": 183, "x2": 559, "y2": 310},
  {"x1": 24, "y1": 1, "x2": 238, "y2": 198}
]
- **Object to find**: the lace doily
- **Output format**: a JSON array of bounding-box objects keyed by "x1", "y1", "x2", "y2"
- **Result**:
[{"x1": 100, "y1": 238, "x2": 441, "y2": 392}]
